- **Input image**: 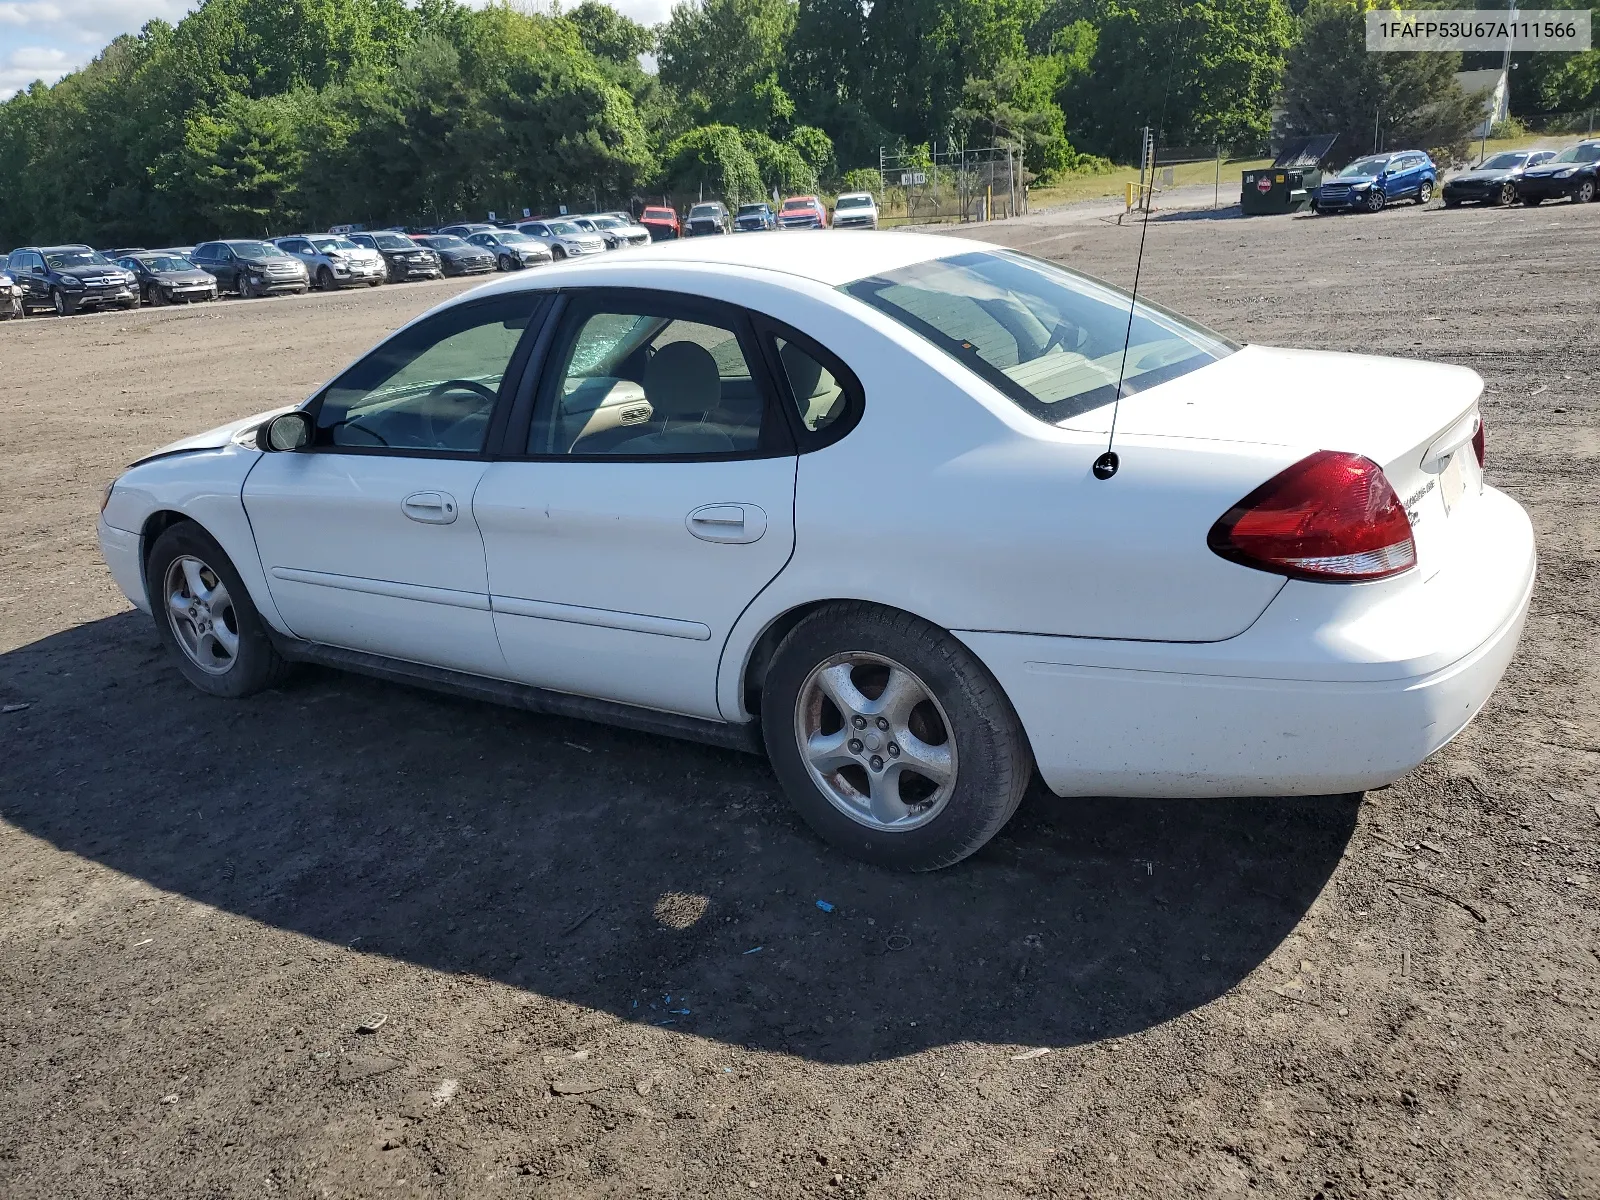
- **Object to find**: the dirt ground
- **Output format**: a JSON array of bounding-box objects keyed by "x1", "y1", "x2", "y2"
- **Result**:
[{"x1": 1, "y1": 200, "x2": 1597, "y2": 1200}]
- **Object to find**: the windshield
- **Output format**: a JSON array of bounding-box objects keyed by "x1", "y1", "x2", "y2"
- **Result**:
[
  {"x1": 234, "y1": 241, "x2": 288, "y2": 260},
  {"x1": 1550, "y1": 144, "x2": 1600, "y2": 164},
  {"x1": 1339, "y1": 157, "x2": 1391, "y2": 177},
  {"x1": 643, "y1": 208, "x2": 674, "y2": 219},
  {"x1": 371, "y1": 233, "x2": 413, "y2": 250},
  {"x1": 489, "y1": 231, "x2": 531, "y2": 245},
  {"x1": 44, "y1": 248, "x2": 111, "y2": 268},
  {"x1": 547, "y1": 221, "x2": 580, "y2": 235},
  {"x1": 420, "y1": 236, "x2": 468, "y2": 250},
  {"x1": 591, "y1": 217, "x2": 625, "y2": 229},
  {"x1": 311, "y1": 236, "x2": 360, "y2": 252},
  {"x1": 1479, "y1": 153, "x2": 1527, "y2": 170},
  {"x1": 689, "y1": 205, "x2": 719, "y2": 217},
  {"x1": 138, "y1": 255, "x2": 196, "y2": 272},
  {"x1": 842, "y1": 249, "x2": 1236, "y2": 423},
  {"x1": 737, "y1": 205, "x2": 767, "y2": 216},
  {"x1": 837, "y1": 195, "x2": 872, "y2": 208}
]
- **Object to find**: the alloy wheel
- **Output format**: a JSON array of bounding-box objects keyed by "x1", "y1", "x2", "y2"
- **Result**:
[
  {"x1": 52, "y1": 288, "x2": 66, "y2": 316},
  {"x1": 1418, "y1": 180, "x2": 1433, "y2": 204},
  {"x1": 164, "y1": 554, "x2": 240, "y2": 676},
  {"x1": 1500, "y1": 182, "x2": 1518, "y2": 206},
  {"x1": 1366, "y1": 190, "x2": 1386, "y2": 212},
  {"x1": 1577, "y1": 179, "x2": 1596, "y2": 204},
  {"x1": 794, "y1": 651, "x2": 958, "y2": 832}
]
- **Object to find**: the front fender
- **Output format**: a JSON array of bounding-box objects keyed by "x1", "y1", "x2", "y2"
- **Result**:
[{"x1": 101, "y1": 443, "x2": 287, "y2": 634}]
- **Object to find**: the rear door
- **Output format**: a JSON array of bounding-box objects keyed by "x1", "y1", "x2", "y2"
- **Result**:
[
  {"x1": 243, "y1": 292, "x2": 546, "y2": 676},
  {"x1": 473, "y1": 289, "x2": 799, "y2": 720}
]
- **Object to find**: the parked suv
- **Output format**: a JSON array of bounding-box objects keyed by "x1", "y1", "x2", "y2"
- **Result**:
[
  {"x1": 684, "y1": 201, "x2": 730, "y2": 236},
  {"x1": 0, "y1": 268, "x2": 22, "y2": 319},
  {"x1": 273, "y1": 234, "x2": 386, "y2": 289},
  {"x1": 348, "y1": 231, "x2": 442, "y2": 282},
  {"x1": 734, "y1": 203, "x2": 777, "y2": 231},
  {"x1": 1516, "y1": 140, "x2": 1600, "y2": 205},
  {"x1": 1313, "y1": 151, "x2": 1437, "y2": 213},
  {"x1": 466, "y1": 229, "x2": 554, "y2": 270},
  {"x1": 778, "y1": 195, "x2": 827, "y2": 229},
  {"x1": 512, "y1": 218, "x2": 607, "y2": 259},
  {"x1": 639, "y1": 206, "x2": 681, "y2": 240},
  {"x1": 5, "y1": 245, "x2": 138, "y2": 315},
  {"x1": 831, "y1": 192, "x2": 879, "y2": 228},
  {"x1": 190, "y1": 240, "x2": 310, "y2": 297}
]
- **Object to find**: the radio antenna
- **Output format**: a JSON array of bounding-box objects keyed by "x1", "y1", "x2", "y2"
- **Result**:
[{"x1": 1095, "y1": 25, "x2": 1191, "y2": 482}]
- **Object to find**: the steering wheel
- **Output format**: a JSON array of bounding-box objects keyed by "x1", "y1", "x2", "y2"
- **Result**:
[{"x1": 420, "y1": 379, "x2": 499, "y2": 448}]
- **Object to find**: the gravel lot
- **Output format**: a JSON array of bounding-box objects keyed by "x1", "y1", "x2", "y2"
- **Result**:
[{"x1": 2, "y1": 202, "x2": 1597, "y2": 1199}]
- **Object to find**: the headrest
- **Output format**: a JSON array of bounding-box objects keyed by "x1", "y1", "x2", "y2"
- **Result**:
[{"x1": 643, "y1": 340, "x2": 721, "y2": 420}]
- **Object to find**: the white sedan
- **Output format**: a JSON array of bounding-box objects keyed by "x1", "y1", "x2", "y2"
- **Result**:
[{"x1": 97, "y1": 232, "x2": 1535, "y2": 871}]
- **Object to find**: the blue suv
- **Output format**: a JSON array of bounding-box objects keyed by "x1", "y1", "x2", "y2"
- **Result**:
[{"x1": 1314, "y1": 150, "x2": 1437, "y2": 213}]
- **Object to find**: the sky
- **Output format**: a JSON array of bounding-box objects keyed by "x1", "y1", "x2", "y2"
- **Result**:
[{"x1": 0, "y1": 0, "x2": 675, "y2": 99}]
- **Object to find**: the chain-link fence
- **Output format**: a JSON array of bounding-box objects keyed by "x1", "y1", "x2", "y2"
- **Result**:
[{"x1": 868, "y1": 145, "x2": 1030, "y2": 225}]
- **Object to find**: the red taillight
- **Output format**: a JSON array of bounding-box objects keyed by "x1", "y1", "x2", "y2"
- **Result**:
[
  {"x1": 1208, "y1": 450, "x2": 1417, "y2": 583},
  {"x1": 1471, "y1": 416, "x2": 1485, "y2": 468}
]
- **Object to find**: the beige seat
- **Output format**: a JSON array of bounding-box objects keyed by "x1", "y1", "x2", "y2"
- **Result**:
[
  {"x1": 613, "y1": 340, "x2": 735, "y2": 454},
  {"x1": 781, "y1": 341, "x2": 845, "y2": 430}
]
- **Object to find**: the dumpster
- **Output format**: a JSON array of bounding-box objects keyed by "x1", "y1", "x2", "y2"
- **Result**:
[{"x1": 1242, "y1": 135, "x2": 1338, "y2": 215}]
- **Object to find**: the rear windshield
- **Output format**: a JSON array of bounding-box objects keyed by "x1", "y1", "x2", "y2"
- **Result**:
[
  {"x1": 643, "y1": 208, "x2": 674, "y2": 219},
  {"x1": 842, "y1": 249, "x2": 1236, "y2": 423}
]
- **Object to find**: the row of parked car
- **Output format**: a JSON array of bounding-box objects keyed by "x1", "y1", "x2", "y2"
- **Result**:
[
  {"x1": 642, "y1": 192, "x2": 880, "y2": 238},
  {"x1": 1310, "y1": 140, "x2": 1600, "y2": 213},
  {"x1": 0, "y1": 209, "x2": 675, "y2": 318}
]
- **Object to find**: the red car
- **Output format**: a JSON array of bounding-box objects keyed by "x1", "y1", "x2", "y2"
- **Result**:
[
  {"x1": 777, "y1": 195, "x2": 827, "y2": 229},
  {"x1": 639, "y1": 206, "x2": 681, "y2": 241}
]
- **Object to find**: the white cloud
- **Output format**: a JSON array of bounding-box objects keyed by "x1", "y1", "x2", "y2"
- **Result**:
[{"x1": 0, "y1": 43, "x2": 69, "y2": 95}]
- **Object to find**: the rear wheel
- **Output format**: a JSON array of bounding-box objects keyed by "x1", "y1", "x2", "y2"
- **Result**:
[
  {"x1": 762, "y1": 603, "x2": 1032, "y2": 871},
  {"x1": 1416, "y1": 179, "x2": 1434, "y2": 205},
  {"x1": 147, "y1": 521, "x2": 292, "y2": 698}
]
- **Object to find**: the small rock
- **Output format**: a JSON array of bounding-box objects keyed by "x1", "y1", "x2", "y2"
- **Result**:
[
  {"x1": 551, "y1": 1077, "x2": 604, "y2": 1096},
  {"x1": 831, "y1": 1174, "x2": 844, "y2": 1187},
  {"x1": 356, "y1": 1014, "x2": 388, "y2": 1035},
  {"x1": 160, "y1": 1093, "x2": 178, "y2": 1104}
]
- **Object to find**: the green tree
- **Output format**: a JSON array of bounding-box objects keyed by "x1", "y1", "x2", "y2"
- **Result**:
[
  {"x1": 786, "y1": 124, "x2": 836, "y2": 178},
  {"x1": 664, "y1": 123, "x2": 765, "y2": 201},
  {"x1": 564, "y1": 0, "x2": 654, "y2": 64},
  {"x1": 658, "y1": 0, "x2": 797, "y2": 129},
  {"x1": 1063, "y1": 0, "x2": 1291, "y2": 158},
  {"x1": 1277, "y1": 0, "x2": 1486, "y2": 164},
  {"x1": 183, "y1": 93, "x2": 303, "y2": 234}
]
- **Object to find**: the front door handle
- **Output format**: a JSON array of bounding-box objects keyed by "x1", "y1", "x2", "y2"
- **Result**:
[
  {"x1": 687, "y1": 503, "x2": 767, "y2": 544},
  {"x1": 401, "y1": 491, "x2": 459, "y2": 524}
]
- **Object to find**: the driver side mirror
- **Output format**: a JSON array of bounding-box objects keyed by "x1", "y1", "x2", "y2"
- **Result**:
[{"x1": 258, "y1": 411, "x2": 313, "y2": 452}]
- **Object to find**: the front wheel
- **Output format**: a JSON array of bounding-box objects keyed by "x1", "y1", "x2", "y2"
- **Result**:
[
  {"x1": 497, "y1": 254, "x2": 513, "y2": 272},
  {"x1": 51, "y1": 288, "x2": 71, "y2": 316},
  {"x1": 551, "y1": 245, "x2": 566, "y2": 261},
  {"x1": 1499, "y1": 182, "x2": 1518, "y2": 206},
  {"x1": 762, "y1": 603, "x2": 1032, "y2": 871},
  {"x1": 147, "y1": 521, "x2": 292, "y2": 698},
  {"x1": 1575, "y1": 178, "x2": 1596, "y2": 204},
  {"x1": 316, "y1": 267, "x2": 334, "y2": 291},
  {"x1": 1364, "y1": 189, "x2": 1386, "y2": 213}
]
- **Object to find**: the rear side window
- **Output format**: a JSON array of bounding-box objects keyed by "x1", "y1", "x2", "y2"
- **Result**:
[
  {"x1": 770, "y1": 335, "x2": 857, "y2": 437},
  {"x1": 842, "y1": 249, "x2": 1235, "y2": 424}
]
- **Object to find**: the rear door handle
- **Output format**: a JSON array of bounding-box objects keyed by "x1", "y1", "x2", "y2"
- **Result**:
[
  {"x1": 687, "y1": 503, "x2": 767, "y2": 544},
  {"x1": 402, "y1": 491, "x2": 459, "y2": 524}
]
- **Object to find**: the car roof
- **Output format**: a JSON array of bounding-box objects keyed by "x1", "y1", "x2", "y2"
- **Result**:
[
  {"x1": 782, "y1": 195, "x2": 820, "y2": 203},
  {"x1": 480, "y1": 229, "x2": 984, "y2": 289},
  {"x1": 39, "y1": 244, "x2": 93, "y2": 252},
  {"x1": 837, "y1": 191, "x2": 875, "y2": 199}
]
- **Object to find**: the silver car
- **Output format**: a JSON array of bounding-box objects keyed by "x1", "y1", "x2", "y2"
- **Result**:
[
  {"x1": 467, "y1": 229, "x2": 555, "y2": 271},
  {"x1": 573, "y1": 214, "x2": 651, "y2": 250},
  {"x1": 272, "y1": 234, "x2": 387, "y2": 290},
  {"x1": 512, "y1": 218, "x2": 607, "y2": 260}
]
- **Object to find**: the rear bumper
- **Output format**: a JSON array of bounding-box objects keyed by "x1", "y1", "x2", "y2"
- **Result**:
[
  {"x1": 959, "y1": 485, "x2": 1535, "y2": 798},
  {"x1": 98, "y1": 518, "x2": 150, "y2": 614}
]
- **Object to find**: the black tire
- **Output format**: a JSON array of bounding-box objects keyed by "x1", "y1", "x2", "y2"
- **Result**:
[
  {"x1": 1364, "y1": 189, "x2": 1386, "y2": 213},
  {"x1": 551, "y1": 245, "x2": 566, "y2": 261},
  {"x1": 1499, "y1": 182, "x2": 1518, "y2": 206},
  {"x1": 238, "y1": 275, "x2": 257, "y2": 298},
  {"x1": 1574, "y1": 178, "x2": 1596, "y2": 204},
  {"x1": 146, "y1": 521, "x2": 292, "y2": 699},
  {"x1": 497, "y1": 254, "x2": 513, "y2": 272},
  {"x1": 51, "y1": 288, "x2": 72, "y2": 316},
  {"x1": 146, "y1": 285, "x2": 165, "y2": 306},
  {"x1": 316, "y1": 266, "x2": 334, "y2": 291},
  {"x1": 761, "y1": 602, "x2": 1033, "y2": 871}
]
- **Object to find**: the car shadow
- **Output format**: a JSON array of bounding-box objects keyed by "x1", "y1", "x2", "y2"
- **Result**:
[{"x1": 1, "y1": 612, "x2": 1360, "y2": 1064}]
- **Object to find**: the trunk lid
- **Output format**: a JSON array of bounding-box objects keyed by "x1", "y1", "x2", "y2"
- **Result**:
[{"x1": 1062, "y1": 345, "x2": 1486, "y2": 580}]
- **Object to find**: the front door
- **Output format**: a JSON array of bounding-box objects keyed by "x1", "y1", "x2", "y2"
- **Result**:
[
  {"x1": 243, "y1": 291, "x2": 544, "y2": 677},
  {"x1": 474, "y1": 290, "x2": 798, "y2": 720}
]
